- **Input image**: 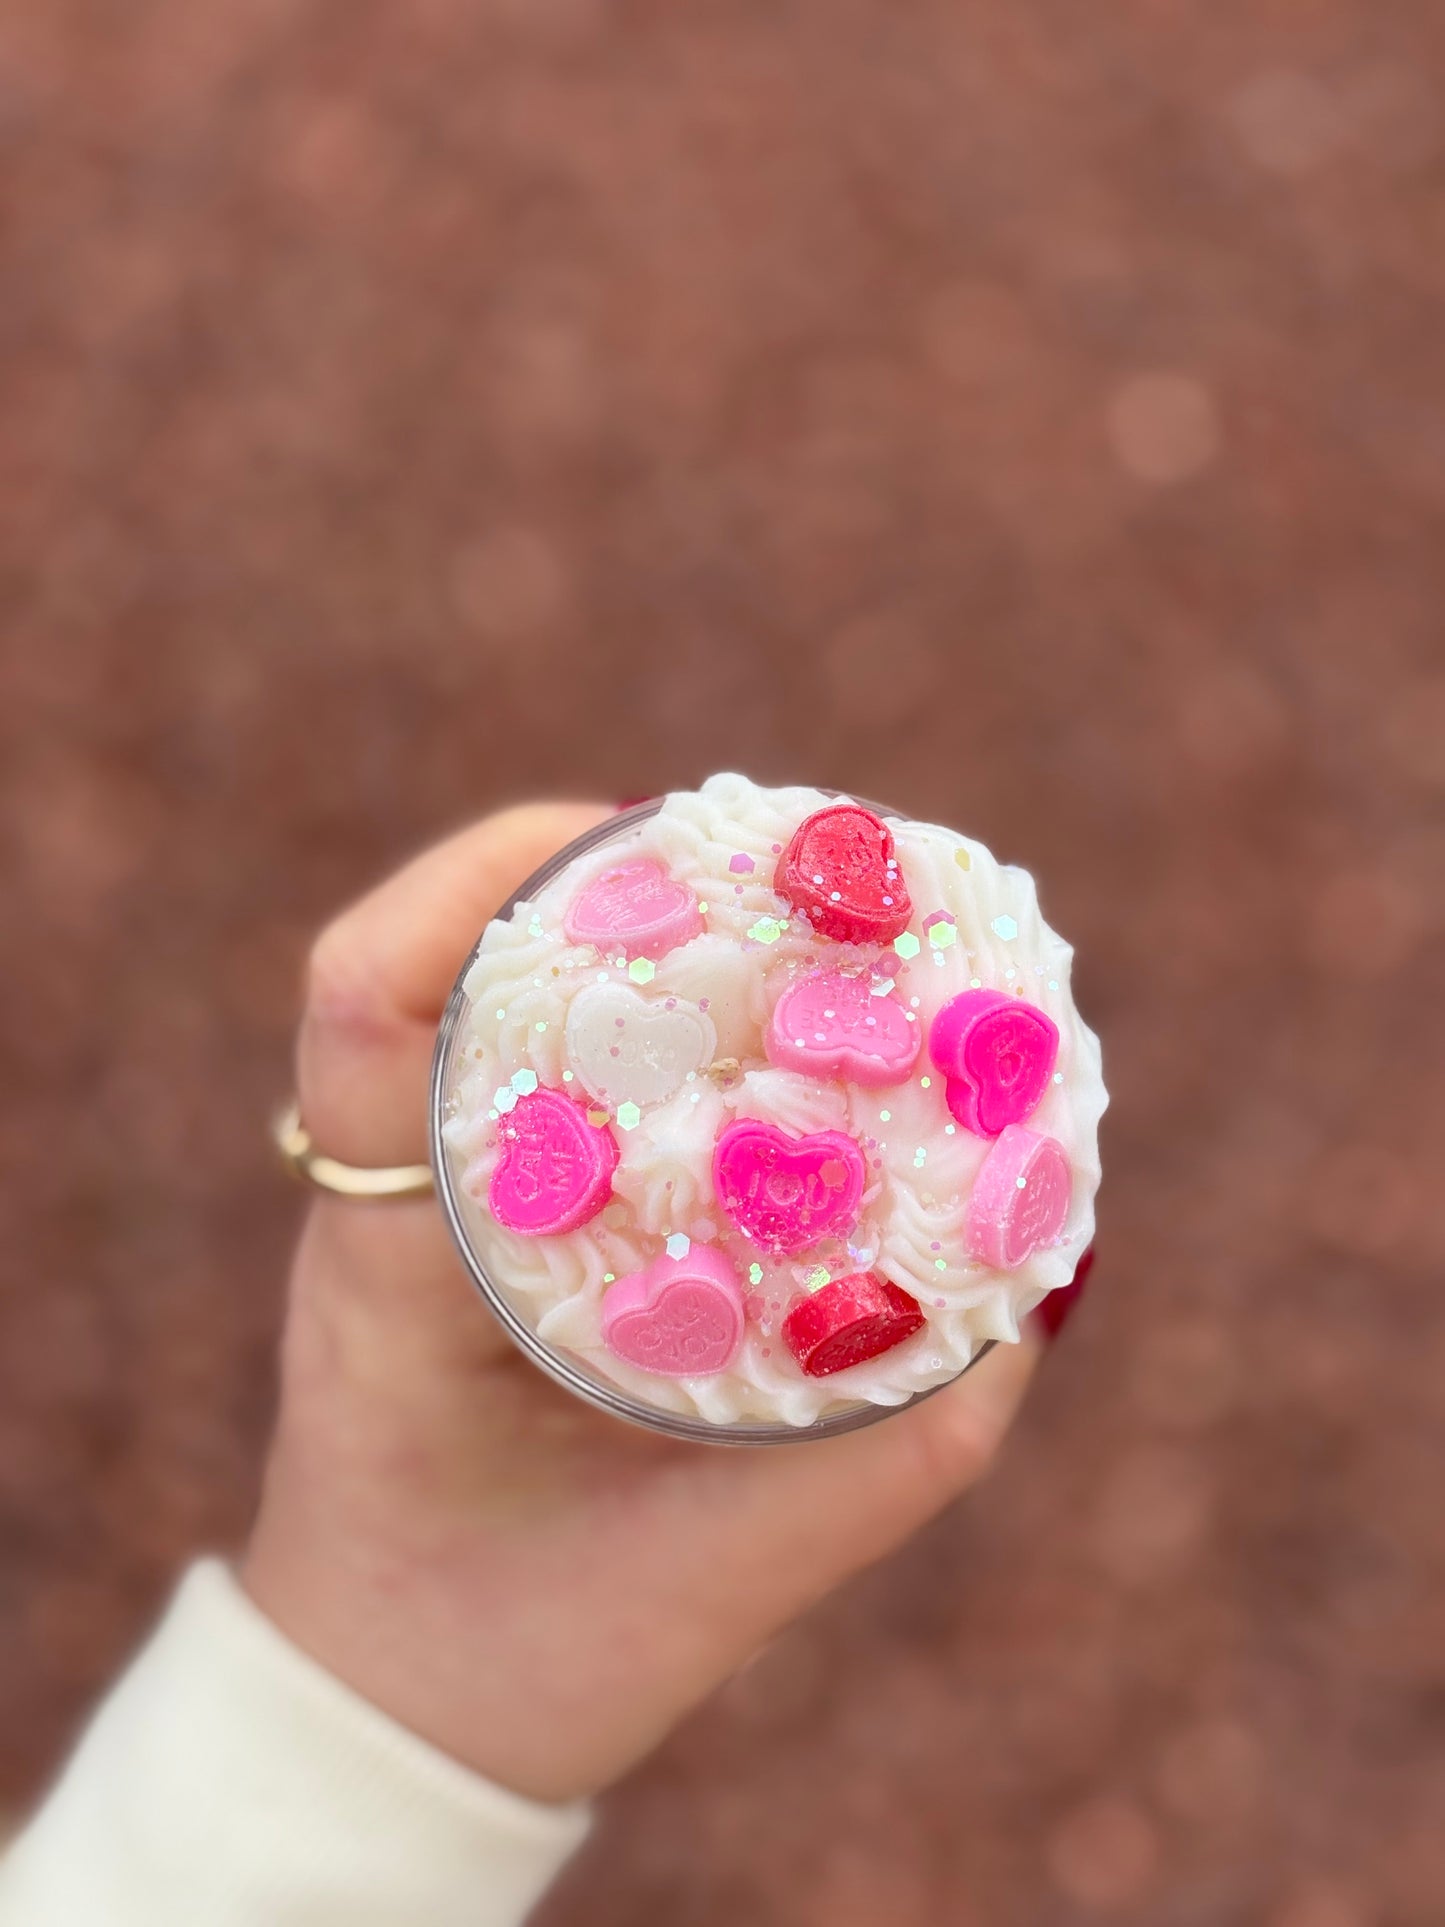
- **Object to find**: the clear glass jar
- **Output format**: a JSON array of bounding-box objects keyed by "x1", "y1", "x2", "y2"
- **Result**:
[{"x1": 428, "y1": 783, "x2": 1102, "y2": 1444}]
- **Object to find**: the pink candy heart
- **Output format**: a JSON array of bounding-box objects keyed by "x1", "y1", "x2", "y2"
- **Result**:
[
  {"x1": 712, "y1": 1118, "x2": 865, "y2": 1254},
  {"x1": 562, "y1": 859, "x2": 704, "y2": 961},
  {"x1": 929, "y1": 988, "x2": 1059, "y2": 1136},
  {"x1": 485, "y1": 1088, "x2": 618, "y2": 1236},
  {"x1": 765, "y1": 969, "x2": 920, "y2": 1088},
  {"x1": 966, "y1": 1125, "x2": 1071, "y2": 1269},
  {"x1": 600, "y1": 1244, "x2": 745, "y2": 1376}
]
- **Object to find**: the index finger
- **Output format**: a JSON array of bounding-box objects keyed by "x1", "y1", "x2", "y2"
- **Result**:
[{"x1": 300, "y1": 801, "x2": 611, "y2": 1165}]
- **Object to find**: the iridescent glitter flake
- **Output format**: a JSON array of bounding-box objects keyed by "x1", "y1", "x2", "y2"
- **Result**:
[
  {"x1": 628, "y1": 957, "x2": 656, "y2": 985},
  {"x1": 665, "y1": 1232, "x2": 691, "y2": 1259},
  {"x1": 748, "y1": 1262, "x2": 764, "y2": 1286},
  {"x1": 587, "y1": 1107, "x2": 611, "y2": 1128},
  {"x1": 748, "y1": 915, "x2": 784, "y2": 945},
  {"x1": 953, "y1": 846, "x2": 972, "y2": 871},
  {"x1": 511, "y1": 1068, "x2": 539, "y2": 1096},
  {"x1": 893, "y1": 931, "x2": 921, "y2": 960},
  {"x1": 494, "y1": 1085, "x2": 519, "y2": 1114},
  {"x1": 805, "y1": 1266, "x2": 830, "y2": 1292},
  {"x1": 924, "y1": 911, "x2": 958, "y2": 949},
  {"x1": 616, "y1": 1101, "x2": 642, "y2": 1131},
  {"x1": 992, "y1": 914, "x2": 1019, "y2": 942},
  {"x1": 728, "y1": 853, "x2": 756, "y2": 874},
  {"x1": 527, "y1": 914, "x2": 544, "y2": 938}
]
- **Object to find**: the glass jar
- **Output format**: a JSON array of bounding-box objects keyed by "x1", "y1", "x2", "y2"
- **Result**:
[{"x1": 430, "y1": 781, "x2": 1102, "y2": 1444}]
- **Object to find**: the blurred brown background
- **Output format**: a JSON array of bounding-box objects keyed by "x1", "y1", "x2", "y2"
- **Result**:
[{"x1": 2, "y1": 1, "x2": 1443, "y2": 1921}]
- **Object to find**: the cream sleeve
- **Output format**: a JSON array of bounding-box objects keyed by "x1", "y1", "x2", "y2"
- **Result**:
[{"x1": 0, "y1": 1560, "x2": 590, "y2": 1926}]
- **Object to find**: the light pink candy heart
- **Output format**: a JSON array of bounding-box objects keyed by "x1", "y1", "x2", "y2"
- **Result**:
[
  {"x1": 966, "y1": 1124, "x2": 1071, "y2": 1269},
  {"x1": 766, "y1": 969, "x2": 920, "y2": 1087},
  {"x1": 929, "y1": 988, "x2": 1059, "y2": 1137},
  {"x1": 484, "y1": 1088, "x2": 618, "y2": 1236},
  {"x1": 562, "y1": 859, "x2": 704, "y2": 961},
  {"x1": 600, "y1": 1245, "x2": 745, "y2": 1376},
  {"x1": 712, "y1": 1117, "x2": 865, "y2": 1255}
]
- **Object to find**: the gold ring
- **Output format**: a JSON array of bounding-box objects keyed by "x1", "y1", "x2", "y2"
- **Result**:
[{"x1": 271, "y1": 1100, "x2": 436, "y2": 1201}]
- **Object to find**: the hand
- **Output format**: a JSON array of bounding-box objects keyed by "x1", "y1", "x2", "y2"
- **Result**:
[{"x1": 242, "y1": 804, "x2": 1041, "y2": 1803}]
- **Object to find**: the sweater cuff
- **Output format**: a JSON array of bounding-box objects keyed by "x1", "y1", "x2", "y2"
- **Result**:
[{"x1": 0, "y1": 1559, "x2": 589, "y2": 1927}]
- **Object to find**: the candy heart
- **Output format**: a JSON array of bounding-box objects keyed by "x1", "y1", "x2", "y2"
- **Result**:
[
  {"x1": 563, "y1": 859, "x2": 704, "y2": 961},
  {"x1": 966, "y1": 1124, "x2": 1071, "y2": 1269},
  {"x1": 775, "y1": 804, "x2": 913, "y2": 944},
  {"x1": 929, "y1": 988, "x2": 1059, "y2": 1136},
  {"x1": 712, "y1": 1117, "x2": 865, "y2": 1254},
  {"x1": 601, "y1": 1244, "x2": 745, "y2": 1376},
  {"x1": 564, "y1": 981, "x2": 716, "y2": 1109},
  {"x1": 766, "y1": 968, "x2": 920, "y2": 1087},
  {"x1": 782, "y1": 1272, "x2": 925, "y2": 1377},
  {"x1": 485, "y1": 1088, "x2": 618, "y2": 1236}
]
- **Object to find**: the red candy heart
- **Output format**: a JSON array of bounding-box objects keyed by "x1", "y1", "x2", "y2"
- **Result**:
[
  {"x1": 782, "y1": 1272, "x2": 926, "y2": 1378},
  {"x1": 775, "y1": 804, "x2": 913, "y2": 945}
]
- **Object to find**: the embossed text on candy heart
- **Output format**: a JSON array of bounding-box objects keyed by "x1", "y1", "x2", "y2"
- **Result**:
[{"x1": 712, "y1": 1119, "x2": 866, "y2": 1254}]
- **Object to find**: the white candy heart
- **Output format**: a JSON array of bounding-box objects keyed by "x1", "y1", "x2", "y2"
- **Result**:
[{"x1": 564, "y1": 982, "x2": 717, "y2": 1111}]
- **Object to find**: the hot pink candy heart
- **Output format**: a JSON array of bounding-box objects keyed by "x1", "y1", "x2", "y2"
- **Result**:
[
  {"x1": 929, "y1": 988, "x2": 1059, "y2": 1136},
  {"x1": 766, "y1": 969, "x2": 920, "y2": 1088},
  {"x1": 712, "y1": 1117, "x2": 865, "y2": 1254},
  {"x1": 966, "y1": 1124, "x2": 1071, "y2": 1269},
  {"x1": 600, "y1": 1245, "x2": 745, "y2": 1376},
  {"x1": 485, "y1": 1088, "x2": 618, "y2": 1236},
  {"x1": 562, "y1": 859, "x2": 704, "y2": 961}
]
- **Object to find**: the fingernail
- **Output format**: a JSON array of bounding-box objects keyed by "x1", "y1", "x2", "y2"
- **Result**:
[
  {"x1": 614, "y1": 795, "x2": 654, "y2": 812},
  {"x1": 1034, "y1": 1245, "x2": 1094, "y2": 1343}
]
